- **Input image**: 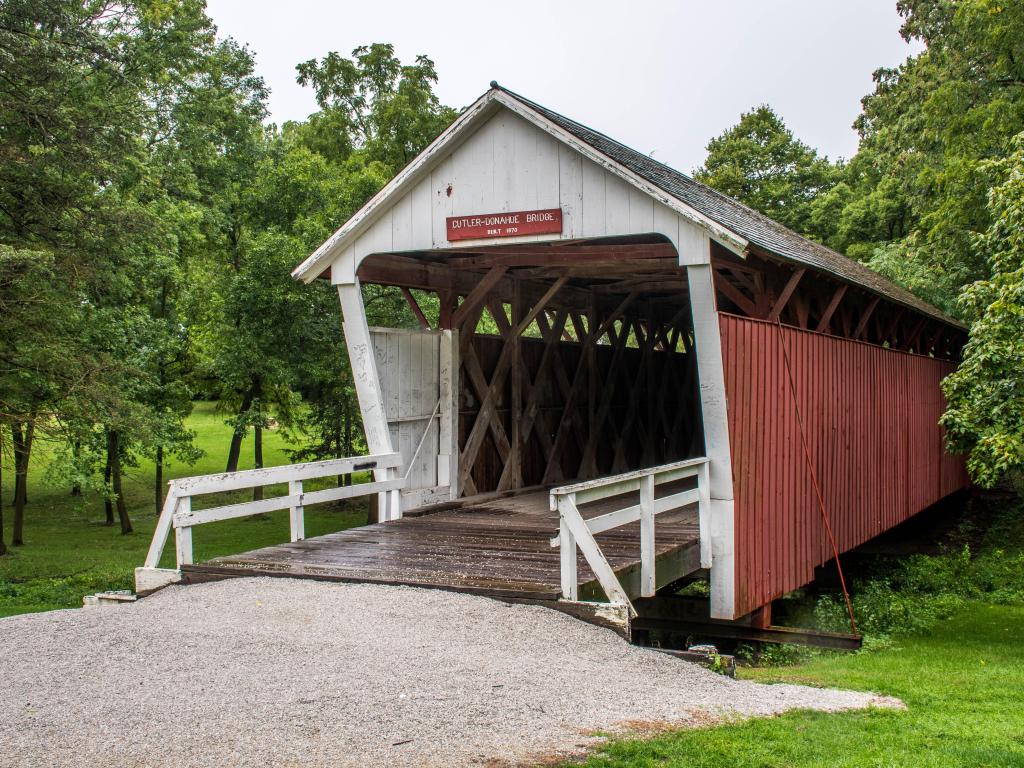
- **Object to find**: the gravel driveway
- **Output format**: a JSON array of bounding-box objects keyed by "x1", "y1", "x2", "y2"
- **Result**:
[{"x1": 0, "y1": 578, "x2": 898, "y2": 767}]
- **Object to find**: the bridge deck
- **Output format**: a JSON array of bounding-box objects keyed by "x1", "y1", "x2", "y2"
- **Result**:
[{"x1": 182, "y1": 489, "x2": 701, "y2": 602}]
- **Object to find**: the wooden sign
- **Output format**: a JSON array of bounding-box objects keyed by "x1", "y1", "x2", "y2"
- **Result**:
[{"x1": 446, "y1": 208, "x2": 562, "y2": 241}]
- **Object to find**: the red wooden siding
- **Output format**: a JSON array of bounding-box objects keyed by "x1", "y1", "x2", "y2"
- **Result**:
[{"x1": 719, "y1": 313, "x2": 968, "y2": 617}]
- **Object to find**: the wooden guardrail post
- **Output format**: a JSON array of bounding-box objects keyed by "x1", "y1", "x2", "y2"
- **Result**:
[
  {"x1": 559, "y1": 516, "x2": 577, "y2": 601},
  {"x1": 175, "y1": 496, "x2": 193, "y2": 566},
  {"x1": 289, "y1": 479, "x2": 304, "y2": 542},
  {"x1": 640, "y1": 473, "x2": 655, "y2": 597}
]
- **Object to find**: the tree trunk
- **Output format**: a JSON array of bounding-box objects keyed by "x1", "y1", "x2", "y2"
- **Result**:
[
  {"x1": 154, "y1": 444, "x2": 163, "y2": 515},
  {"x1": 0, "y1": 440, "x2": 7, "y2": 556},
  {"x1": 252, "y1": 418, "x2": 264, "y2": 502},
  {"x1": 12, "y1": 421, "x2": 33, "y2": 546},
  {"x1": 225, "y1": 386, "x2": 256, "y2": 473},
  {"x1": 71, "y1": 440, "x2": 82, "y2": 496},
  {"x1": 107, "y1": 429, "x2": 132, "y2": 534},
  {"x1": 103, "y1": 429, "x2": 114, "y2": 526}
]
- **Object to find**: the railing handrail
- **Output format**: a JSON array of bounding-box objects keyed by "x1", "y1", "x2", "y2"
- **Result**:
[
  {"x1": 549, "y1": 457, "x2": 709, "y2": 500},
  {"x1": 549, "y1": 457, "x2": 712, "y2": 614},
  {"x1": 168, "y1": 452, "x2": 402, "y2": 496},
  {"x1": 141, "y1": 452, "x2": 406, "y2": 574}
]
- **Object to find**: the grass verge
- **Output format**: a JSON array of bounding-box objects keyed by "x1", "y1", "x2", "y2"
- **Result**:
[
  {"x1": 577, "y1": 602, "x2": 1024, "y2": 767},
  {"x1": 0, "y1": 401, "x2": 367, "y2": 616}
]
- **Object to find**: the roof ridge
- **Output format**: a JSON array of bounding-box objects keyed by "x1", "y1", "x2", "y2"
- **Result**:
[{"x1": 491, "y1": 83, "x2": 961, "y2": 329}]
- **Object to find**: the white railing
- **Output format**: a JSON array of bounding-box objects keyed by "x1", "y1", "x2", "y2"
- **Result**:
[
  {"x1": 549, "y1": 457, "x2": 711, "y2": 615},
  {"x1": 136, "y1": 453, "x2": 404, "y2": 591}
]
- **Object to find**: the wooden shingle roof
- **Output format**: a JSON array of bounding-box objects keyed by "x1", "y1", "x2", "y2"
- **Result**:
[{"x1": 494, "y1": 85, "x2": 962, "y2": 329}]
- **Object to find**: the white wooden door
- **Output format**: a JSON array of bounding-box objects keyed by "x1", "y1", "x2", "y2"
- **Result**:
[{"x1": 370, "y1": 327, "x2": 441, "y2": 501}]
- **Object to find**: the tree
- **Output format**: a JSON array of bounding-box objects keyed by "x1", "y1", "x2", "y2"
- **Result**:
[
  {"x1": 839, "y1": 0, "x2": 1024, "y2": 300},
  {"x1": 295, "y1": 43, "x2": 457, "y2": 173},
  {"x1": 0, "y1": 0, "x2": 260, "y2": 541},
  {"x1": 941, "y1": 133, "x2": 1024, "y2": 486},
  {"x1": 694, "y1": 106, "x2": 840, "y2": 238}
]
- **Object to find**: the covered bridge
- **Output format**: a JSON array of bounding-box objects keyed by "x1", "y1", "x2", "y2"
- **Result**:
[{"x1": 139, "y1": 84, "x2": 968, "y2": 637}]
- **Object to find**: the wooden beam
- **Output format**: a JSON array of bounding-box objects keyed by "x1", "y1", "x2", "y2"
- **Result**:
[
  {"x1": 900, "y1": 316, "x2": 928, "y2": 352},
  {"x1": 881, "y1": 308, "x2": 905, "y2": 344},
  {"x1": 446, "y1": 242, "x2": 678, "y2": 261},
  {"x1": 852, "y1": 296, "x2": 880, "y2": 340},
  {"x1": 591, "y1": 279, "x2": 689, "y2": 294},
  {"x1": 401, "y1": 287, "x2": 430, "y2": 329},
  {"x1": 596, "y1": 291, "x2": 641, "y2": 338},
  {"x1": 515, "y1": 275, "x2": 568, "y2": 335},
  {"x1": 359, "y1": 254, "x2": 591, "y2": 310},
  {"x1": 815, "y1": 284, "x2": 848, "y2": 333},
  {"x1": 438, "y1": 289, "x2": 455, "y2": 330},
  {"x1": 451, "y1": 266, "x2": 509, "y2": 329},
  {"x1": 767, "y1": 268, "x2": 806, "y2": 322},
  {"x1": 713, "y1": 270, "x2": 758, "y2": 317}
]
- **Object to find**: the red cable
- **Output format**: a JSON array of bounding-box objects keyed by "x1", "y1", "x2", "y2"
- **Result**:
[{"x1": 775, "y1": 319, "x2": 859, "y2": 637}]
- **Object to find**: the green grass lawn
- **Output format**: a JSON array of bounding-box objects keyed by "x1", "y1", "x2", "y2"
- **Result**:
[
  {"x1": 578, "y1": 601, "x2": 1024, "y2": 767},
  {"x1": 0, "y1": 401, "x2": 368, "y2": 616}
]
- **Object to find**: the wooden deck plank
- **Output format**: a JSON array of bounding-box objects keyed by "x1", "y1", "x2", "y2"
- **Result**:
[{"x1": 192, "y1": 489, "x2": 700, "y2": 600}]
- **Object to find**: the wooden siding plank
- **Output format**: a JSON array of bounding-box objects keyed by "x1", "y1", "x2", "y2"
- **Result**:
[{"x1": 719, "y1": 313, "x2": 967, "y2": 617}]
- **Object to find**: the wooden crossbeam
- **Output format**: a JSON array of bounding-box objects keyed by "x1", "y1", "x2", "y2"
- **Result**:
[
  {"x1": 853, "y1": 296, "x2": 880, "y2": 340},
  {"x1": 900, "y1": 316, "x2": 928, "y2": 352},
  {"x1": 445, "y1": 243, "x2": 678, "y2": 265},
  {"x1": 881, "y1": 308, "x2": 905, "y2": 344},
  {"x1": 815, "y1": 284, "x2": 848, "y2": 333},
  {"x1": 515, "y1": 275, "x2": 568, "y2": 335},
  {"x1": 591, "y1": 278, "x2": 689, "y2": 294},
  {"x1": 579, "y1": 312, "x2": 634, "y2": 477},
  {"x1": 535, "y1": 310, "x2": 589, "y2": 462},
  {"x1": 713, "y1": 270, "x2": 758, "y2": 317},
  {"x1": 596, "y1": 291, "x2": 640, "y2": 338},
  {"x1": 459, "y1": 341, "x2": 514, "y2": 491},
  {"x1": 767, "y1": 268, "x2": 806, "y2": 322},
  {"x1": 486, "y1": 298, "x2": 512, "y2": 337},
  {"x1": 452, "y1": 266, "x2": 509, "y2": 329},
  {"x1": 401, "y1": 287, "x2": 431, "y2": 329}
]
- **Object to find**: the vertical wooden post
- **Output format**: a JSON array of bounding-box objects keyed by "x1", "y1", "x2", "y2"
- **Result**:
[
  {"x1": 585, "y1": 294, "x2": 598, "y2": 478},
  {"x1": 698, "y1": 460, "x2": 712, "y2": 569},
  {"x1": 438, "y1": 329, "x2": 460, "y2": 499},
  {"x1": 685, "y1": 263, "x2": 736, "y2": 620},
  {"x1": 337, "y1": 281, "x2": 400, "y2": 521},
  {"x1": 559, "y1": 515, "x2": 578, "y2": 601},
  {"x1": 289, "y1": 479, "x2": 305, "y2": 542},
  {"x1": 510, "y1": 279, "x2": 523, "y2": 489},
  {"x1": 639, "y1": 473, "x2": 655, "y2": 597},
  {"x1": 174, "y1": 496, "x2": 193, "y2": 567}
]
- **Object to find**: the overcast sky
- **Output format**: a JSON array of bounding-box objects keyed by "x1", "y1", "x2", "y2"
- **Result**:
[{"x1": 204, "y1": 1, "x2": 923, "y2": 173}]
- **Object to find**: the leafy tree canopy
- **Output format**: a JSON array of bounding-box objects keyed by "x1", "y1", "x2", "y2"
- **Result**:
[{"x1": 694, "y1": 106, "x2": 840, "y2": 237}]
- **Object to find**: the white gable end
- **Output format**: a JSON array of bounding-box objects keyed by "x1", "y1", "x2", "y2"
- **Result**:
[{"x1": 327, "y1": 108, "x2": 713, "y2": 284}]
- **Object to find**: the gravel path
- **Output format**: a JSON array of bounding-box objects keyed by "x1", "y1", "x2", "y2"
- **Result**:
[{"x1": 0, "y1": 578, "x2": 898, "y2": 767}]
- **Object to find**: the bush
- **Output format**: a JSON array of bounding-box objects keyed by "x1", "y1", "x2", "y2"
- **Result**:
[{"x1": 811, "y1": 542, "x2": 1024, "y2": 642}]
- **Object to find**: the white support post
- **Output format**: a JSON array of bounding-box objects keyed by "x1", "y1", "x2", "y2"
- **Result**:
[
  {"x1": 559, "y1": 517, "x2": 578, "y2": 601},
  {"x1": 697, "y1": 460, "x2": 712, "y2": 569},
  {"x1": 685, "y1": 262, "x2": 737, "y2": 619},
  {"x1": 174, "y1": 496, "x2": 193, "y2": 567},
  {"x1": 438, "y1": 329, "x2": 460, "y2": 499},
  {"x1": 289, "y1": 479, "x2": 305, "y2": 542},
  {"x1": 338, "y1": 281, "x2": 401, "y2": 521},
  {"x1": 639, "y1": 473, "x2": 655, "y2": 597},
  {"x1": 388, "y1": 477, "x2": 402, "y2": 522}
]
